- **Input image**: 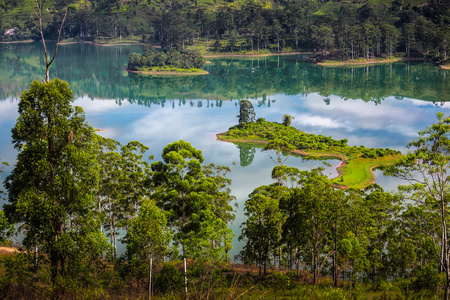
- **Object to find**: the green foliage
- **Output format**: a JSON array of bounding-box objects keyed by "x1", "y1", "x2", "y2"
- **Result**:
[
  {"x1": 152, "y1": 140, "x2": 235, "y2": 262},
  {"x1": 282, "y1": 114, "x2": 293, "y2": 127},
  {"x1": 2, "y1": 0, "x2": 449, "y2": 63},
  {"x1": 128, "y1": 49, "x2": 206, "y2": 71},
  {"x1": 360, "y1": 147, "x2": 400, "y2": 158},
  {"x1": 384, "y1": 112, "x2": 450, "y2": 297},
  {"x1": 412, "y1": 263, "x2": 440, "y2": 292},
  {"x1": 4, "y1": 79, "x2": 109, "y2": 282},
  {"x1": 123, "y1": 198, "x2": 169, "y2": 283},
  {"x1": 237, "y1": 100, "x2": 255, "y2": 128},
  {"x1": 238, "y1": 184, "x2": 286, "y2": 274},
  {"x1": 224, "y1": 118, "x2": 348, "y2": 151},
  {"x1": 153, "y1": 262, "x2": 184, "y2": 294}
]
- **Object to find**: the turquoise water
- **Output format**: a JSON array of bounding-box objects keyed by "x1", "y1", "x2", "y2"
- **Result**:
[{"x1": 1, "y1": 42, "x2": 449, "y2": 257}]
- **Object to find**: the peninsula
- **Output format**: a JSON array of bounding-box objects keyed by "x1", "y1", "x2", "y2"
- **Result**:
[{"x1": 217, "y1": 118, "x2": 403, "y2": 190}]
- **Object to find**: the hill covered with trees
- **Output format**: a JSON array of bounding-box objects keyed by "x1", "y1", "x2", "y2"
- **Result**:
[{"x1": 1, "y1": 0, "x2": 449, "y2": 62}]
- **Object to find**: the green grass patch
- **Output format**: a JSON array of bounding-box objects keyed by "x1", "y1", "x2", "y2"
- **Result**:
[{"x1": 334, "y1": 155, "x2": 402, "y2": 190}]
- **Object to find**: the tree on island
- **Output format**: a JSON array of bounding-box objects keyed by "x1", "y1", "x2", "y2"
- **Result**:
[
  {"x1": 237, "y1": 100, "x2": 255, "y2": 128},
  {"x1": 282, "y1": 114, "x2": 293, "y2": 127},
  {"x1": 128, "y1": 48, "x2": 206, "y2": 71}
]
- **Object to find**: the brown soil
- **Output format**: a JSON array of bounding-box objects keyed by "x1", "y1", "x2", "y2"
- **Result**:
[{"x1": 0, "y1": 247, "x2": 18, "y2": 255}]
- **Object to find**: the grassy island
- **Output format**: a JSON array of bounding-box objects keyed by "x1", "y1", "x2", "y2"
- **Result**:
[
  {"x1": 217, "y1": 118, "x2": 403, "y2": 189},
  {"x1": 127, "y1": 48, "x2": 207, "y2": 76}
]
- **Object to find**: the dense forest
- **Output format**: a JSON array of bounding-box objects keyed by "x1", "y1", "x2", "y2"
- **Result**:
[{"x1": 1, "y1": 0, "x2": 449, "y2": 61}]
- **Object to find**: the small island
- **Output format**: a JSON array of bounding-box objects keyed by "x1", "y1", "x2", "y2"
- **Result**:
[
  {"x1": 127, "y1": 48, "x2": 208, "y2": 75},
  {"x1": 217, "y1": 106, "x2": 403, "y2": 190}
]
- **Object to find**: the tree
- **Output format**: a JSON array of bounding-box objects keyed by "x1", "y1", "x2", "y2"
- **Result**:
[
  {"x1": 311, "y1": 25, "x2": 334, "y2": 58},
  {"x1": 31, "y1": 0, "x2": 68, "y2": 82},
  {"x1": 0, "y1": 156, "x2": 9, "y2": 200},
  {"x1": 4, "y1": 79, "x2": 109, "y2": 283},
  {"x1": 282, "y1": 114, "x2": 293, "y2": 127},
  {"x1": 227, "y1": 30, "x2": 239, "y2": 53},
  {"x1": 237, "y1": 100, "x2": 255, "y2": 128},
  {"x1": 381, "y1": 23, "x2": 399, "y2": 59},
  {"x1": 384, "y1": 112, "x2": 450, "y2": 300},
  {"x1": 262, "y1": 139, "x2": 295, "y2": 168},
  {"x1": 151, "y1": 140, "x2": 235, "y2": 298},
  {"x1": 238, "y1": 184, "x2": 286, "y2": 275},
  {"x1": 128, "y1": 52, "x2": 142, "y2": 70},
  {"x1": 279, "y1": 168, "x2": 336, "y2": 285},
  {"x1": 124, "y1": 199, "x2": 169, "y2": 300},
  {"x1": 0, "y1": 157, "x2": 11, "y2": 242},
  {"x1": 119, "y1": 141, "x2": 151, "y2": 224}
]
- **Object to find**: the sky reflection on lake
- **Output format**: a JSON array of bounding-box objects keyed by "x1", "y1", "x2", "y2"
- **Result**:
[{"x1": 1, "y1": 43, "x2": 449, "y2": 258}]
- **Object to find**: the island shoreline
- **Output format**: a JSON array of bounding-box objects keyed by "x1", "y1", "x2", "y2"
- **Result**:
[
  {"x1": 126, "y1": 68, "x2": 209, "y2": 76},
  {"x1": 216, "y1": 134, "x2": 350, "y2": 186}
]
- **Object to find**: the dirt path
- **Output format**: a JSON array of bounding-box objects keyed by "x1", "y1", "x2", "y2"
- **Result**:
[{"x1": 0, "y1": 247, "x2": 18, "y2": 254}]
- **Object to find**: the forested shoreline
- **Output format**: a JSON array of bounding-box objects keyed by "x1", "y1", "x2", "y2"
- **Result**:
[{"x1": 1, "y1": 0, "x2": 449, "y2": 63}]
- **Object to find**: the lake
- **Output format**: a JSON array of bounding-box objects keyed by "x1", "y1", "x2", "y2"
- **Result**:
[{"x1": 1, "y1": 42, "x2": 449, "y2": 259}]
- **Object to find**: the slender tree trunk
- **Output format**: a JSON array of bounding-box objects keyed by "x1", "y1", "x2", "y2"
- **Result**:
[
  {"x1": 34, "y1": 244, "x2": 39, "y2": 271},
  {"x1": 183, "y1": 246, "x2": 188, "y2": 300},
  {"x1": 279, "y1": 246, "x2": 282, "y2": 269},
  {"x1": 149, "y1": 252, "x2": 153, "y2": 300},
  {"x1": 333, "y1": 225, "x2": 338, "y2": 287},
  {"x1": 264, "y1": 258, "x2": 267, "y2": 275},
  {"x1": 442, "y1": 197, "x2": 449, "y2": 300},
  {"x1": 109, "y1": 198, "x2": 113, "y2": 246}
]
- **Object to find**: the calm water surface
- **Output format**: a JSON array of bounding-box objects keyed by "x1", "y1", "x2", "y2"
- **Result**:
[{"x1": 1, "y1": 42, "x2": 449, "y2": 258}]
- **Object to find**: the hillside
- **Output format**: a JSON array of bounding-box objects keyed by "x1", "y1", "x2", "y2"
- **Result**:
[{"x1": 1, "y1": 0, "x2": 448, "y2": 62}]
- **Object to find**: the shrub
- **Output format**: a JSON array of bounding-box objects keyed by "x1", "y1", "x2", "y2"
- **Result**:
[
  {"x1": 412, "y1": 263, "x2": 440, "y2": 292},
  {"x1": 154, "y1": 262, "x2": 184, "y2": 294}
]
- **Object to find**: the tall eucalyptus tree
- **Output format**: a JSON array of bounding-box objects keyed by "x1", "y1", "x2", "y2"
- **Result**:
[
  {"x1": 384, "y1": 112, "x2": 450, "y2": 300},
  {"x1": 151, "y1": 140, "x2": 235, "y2": 298},
  {"x1": 5, "y1": 79, "x2": 109, "y2": 282}
]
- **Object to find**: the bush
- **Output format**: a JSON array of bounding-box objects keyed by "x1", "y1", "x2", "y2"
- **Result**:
[
  {"x1": 412, "y1": 263, "x2": 440, "y2": 292},
  {"x1": 264, "y1": 272, "x2": 292, "y2": 290},
  {"x1": 154, "y1": 262, "x2": 184, "y2": 294}
]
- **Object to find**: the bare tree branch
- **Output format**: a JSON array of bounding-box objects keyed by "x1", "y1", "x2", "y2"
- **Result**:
[{"x1": 31, "y1": 0, "x2": 68, "y2": 82}]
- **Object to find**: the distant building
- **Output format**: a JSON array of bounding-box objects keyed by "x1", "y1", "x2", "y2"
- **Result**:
[{"x1": 5, "y1": 29, "x2": 15, "y2": 36}]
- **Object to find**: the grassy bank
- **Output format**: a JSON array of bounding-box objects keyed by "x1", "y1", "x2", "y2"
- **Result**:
[{"x1": 313, "y1": 56, "x2": 403, "y2": 67}]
